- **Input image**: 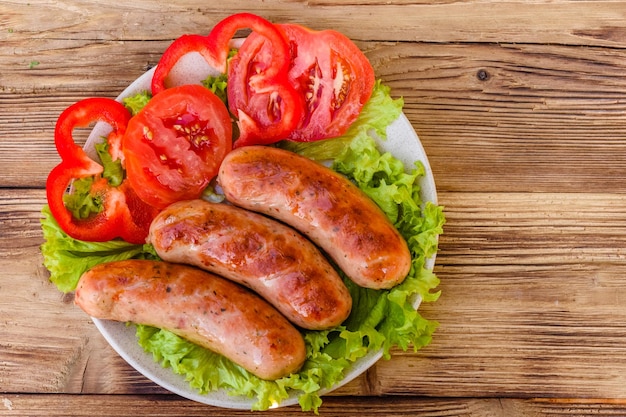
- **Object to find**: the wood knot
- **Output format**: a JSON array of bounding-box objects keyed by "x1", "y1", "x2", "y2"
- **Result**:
[{"x1": 476, "y1": 69, "x2": 490, "y2": 81}]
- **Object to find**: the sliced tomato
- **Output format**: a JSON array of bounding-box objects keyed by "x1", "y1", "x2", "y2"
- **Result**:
[
  {"x1": 227, "y1": 32, "x2": 305, "y2": 147},
  {"x1": 278, "y1": 23, "x2": 376, "y2": 142},
  {"x1": 123, "y1": 84, "x2": 232, "y2": 209}
]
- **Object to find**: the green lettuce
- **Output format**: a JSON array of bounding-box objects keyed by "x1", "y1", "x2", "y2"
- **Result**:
[
  {"x1": 123, "y1": 90, "x2": 152, "y2": 115},
  {"x1": 62, "y1": 176, "x2": 102, "y2": 220},
  {"x1": 40, "y1": 205, "x2": 158, "y2": 293},
  {"x1": 95, "y1": 141, "x2": 124, "y2": 187},
  {"x1": 199, "y1": 48, "x2": 236, "y2": 106},
  {"x1": 202, "y1": 73, "x2": 229, "y2": 105},
  {"x1": 63, "y1": 141, "x2": 123, "y2": 220}
]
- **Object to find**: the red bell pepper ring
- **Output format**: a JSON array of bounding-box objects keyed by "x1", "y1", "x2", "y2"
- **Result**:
[
  {"x1": 46, "y1": 98, "x2": 158, "y2": 244},
  {"x1": 151, "y1": 13, "x2": 290, "y2": 93}
]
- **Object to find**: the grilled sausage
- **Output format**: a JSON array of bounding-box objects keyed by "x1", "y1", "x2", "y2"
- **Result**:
[
  {"x1": 147, "y1": 199, "x2": 352, "y2": 330},
  {"x1": 75, "y1": 259, "x2": 306, "y2": 380},
  {"x1": 218, "y1": 146, "x2": 412, "y2": 289}
]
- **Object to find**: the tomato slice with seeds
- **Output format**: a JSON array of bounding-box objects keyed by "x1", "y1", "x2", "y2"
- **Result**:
[
  {"x1": 278, "y1": 23, "x2": 376, "y2": 142},
  {"x1": 123, "y1": 84, "x2": 232, "y2": 209},
  {"x1": 227, "y1": 32, "x2": 305, "y2": 147}
]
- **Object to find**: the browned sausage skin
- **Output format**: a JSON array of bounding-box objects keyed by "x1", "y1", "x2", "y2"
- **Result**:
[
  {"x1": 75, "y1": 259, "x2": 306, "y2": 380},
  {"x1": 147, "y1": 199, "x2": 352, "y2": 330},
  {"x1": 218, "y1": 146, "x2": 412, "y2": 289}
]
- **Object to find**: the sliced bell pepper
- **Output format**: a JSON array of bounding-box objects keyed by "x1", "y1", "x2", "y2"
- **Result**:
[
  {"x1": 151, "y1": 12, "x2": 289, "y2": 93},
  {"x1": 46, "y1": 98, "x2": 159, "y2": 244}
]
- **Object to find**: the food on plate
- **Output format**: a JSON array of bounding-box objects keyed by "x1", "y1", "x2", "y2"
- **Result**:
[
  {"x1": 40, "y1": 11, "x2": 446, "y2": 413},
  {"x1": 218, "y1": 146, "x2": 412, "y2": 289},
  {"x1": 75, "y1": 259, "x2": 307, "y2": 380},
  {"x1": 148, "y1": 199, "x2": 352, "y2": 330},
  {"x1": 46, "y1": 97, "x2": 159, "y2": 244},
  {"x1": 123, "y1": 84, "x2": 232, "y2": 209}
]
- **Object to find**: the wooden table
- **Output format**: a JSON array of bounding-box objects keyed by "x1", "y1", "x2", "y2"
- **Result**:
[{"x1": 3, "y1": 1, "x2": 626, "y2": 415}]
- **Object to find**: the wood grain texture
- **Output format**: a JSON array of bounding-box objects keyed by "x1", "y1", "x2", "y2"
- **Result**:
[
  {"x1": 1, "y1": 0, "x2": 626, "y2": 45},
  {"x1": 2, "y1": 395, "x2": 626, "y2": 416},
  {"x1": 3, "y1": 0, "x2": 626, "y2": 414},
  {"x1": 375, "y1": 42, "x2": 626, "y2": 193}
]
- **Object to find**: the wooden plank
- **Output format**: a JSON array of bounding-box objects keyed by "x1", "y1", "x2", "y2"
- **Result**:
[
  {"x1": 2, "y1": 395, "x2": 626, "y2": 416},
  {"x1": 390, "y1": 43, "x2": 626, "y2": 194},
  {"x1": 0, "y1": 394, "x2": 511, "y2": 416},
  {"x1": 3, "y1": 189, "x2": 626, "y2": 400},
  {"x1": 3, "y1": 42, "x2": 626, "y2": 192},
  {"x1": 1, "y1": 1, "x2": 625, "y2": 46}
]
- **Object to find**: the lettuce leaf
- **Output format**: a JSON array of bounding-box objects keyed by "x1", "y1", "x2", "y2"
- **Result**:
[
  {"x1": 95, "y1": 141, "x2": 124, "y2": 186},
  {"x1": 202, "y1": 73, "x2": 229, "y2": 105},
  {"x1": 63, "y1": 141, "x2": 123, "y2": 220},
  {"x1": 62, "y1": 176, "x2": 102, "y2": 220},
  {"x1": 123, "y1": 90, "x2": 152, "y2": 115},
  {"x1": 40, "y1": 205, "x2": 159, "y2": 293}
]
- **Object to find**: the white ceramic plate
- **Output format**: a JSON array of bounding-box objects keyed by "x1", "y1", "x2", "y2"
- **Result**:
[{"x1": 85, "y1": 50, "x2": 438, "y2": 409}]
